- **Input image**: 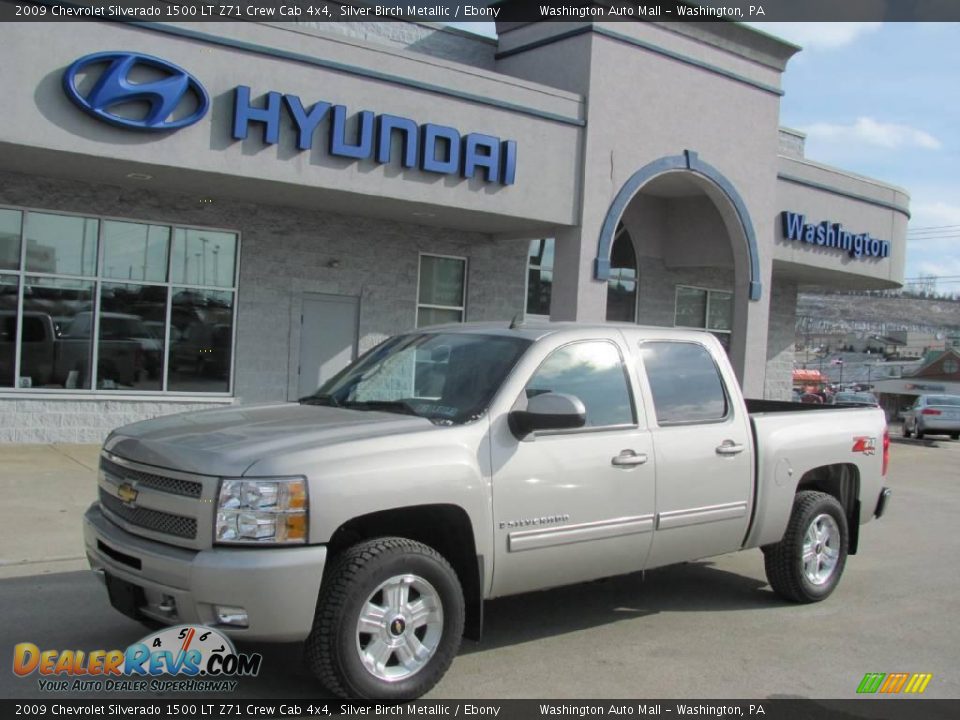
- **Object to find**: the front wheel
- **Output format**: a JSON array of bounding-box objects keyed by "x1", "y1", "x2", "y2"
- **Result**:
[
  {"x1": 764, "y1": 491, "x2": 849, "y2": 603},
  {"x1": 304, "y1": 537, "x2": 464, "y2": 700}
]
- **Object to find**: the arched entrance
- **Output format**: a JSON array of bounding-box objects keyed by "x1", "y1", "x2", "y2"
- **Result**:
[{"x1": 593, "y1": 151, "x2": 761, "y2": 380}]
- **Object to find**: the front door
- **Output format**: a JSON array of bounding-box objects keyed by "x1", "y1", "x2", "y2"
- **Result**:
[
  {"x1": 489, "y1": 336, "x2": 656, "y2": 598},
  {"x1": 298, "y1": 293, "x2": 359, "y2": 398}
]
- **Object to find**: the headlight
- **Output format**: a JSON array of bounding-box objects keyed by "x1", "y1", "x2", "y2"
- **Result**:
[{"x1": 215, "y1": 477, "x2": 308, "y2": 545}]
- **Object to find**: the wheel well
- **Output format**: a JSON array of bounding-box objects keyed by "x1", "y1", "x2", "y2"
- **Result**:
[
  {"x1": 326, "y1": 504, "x2": 484, "y2": 641},
  {"x1": 796, "y1": 464, "x2": 861, "y2": 555}
]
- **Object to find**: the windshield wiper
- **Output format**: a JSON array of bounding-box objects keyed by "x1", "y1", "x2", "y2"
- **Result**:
[
  {"x1": 341, "y1": 400, "x2": 420, "y2": 417},
  {"x1": 299, "y1": 394, "x2": 341, "y2": 407}
]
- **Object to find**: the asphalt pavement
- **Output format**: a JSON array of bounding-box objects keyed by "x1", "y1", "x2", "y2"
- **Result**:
[{"x1": 1, "y1": 433, "x2": 958, "y2": 700}]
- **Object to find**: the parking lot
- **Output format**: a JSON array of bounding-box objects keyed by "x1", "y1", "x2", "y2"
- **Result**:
[{"x1": 1, "y1": 431, "x2": 958, "y2": 700}]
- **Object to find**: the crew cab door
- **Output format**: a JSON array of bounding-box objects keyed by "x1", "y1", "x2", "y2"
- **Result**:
[
  {"x1": 489, "y1": 334, "x2": 656, "y2": 598},
  {"x1": 636, "y1": 339, "x2": 753, "y2": 569}
]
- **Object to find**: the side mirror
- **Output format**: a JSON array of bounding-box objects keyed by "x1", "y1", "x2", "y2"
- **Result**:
[{"x1": 509, "y1": 392, "x2": 587, "y2": 439}]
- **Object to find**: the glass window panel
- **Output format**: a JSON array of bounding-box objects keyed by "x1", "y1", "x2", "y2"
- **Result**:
[
  {"x1": 707, "y1": 291, "x2": 733, "y2": 332},
  {"x1": 417, "y1": 307, "x2": 463, "y2": 328},
  {"x1": 0, "y1": 275, "x2": 18, "y2": 387},
  {"x1": 527, "y1": 238, "x2": 554, "y2": 270},
  {"x1": 98, "y1": 283, "x2": 167, "y2": 391},
  {"x1": 102, "y1": 221, "x2": 170, "y2": 282},
  {"x1": 25, "y1": 212, "x2": 98, "y2": 277},
  {"x1": 526, "y1": 268, "x2": 552, "y2": 316},
  {"x1": 170, "y1": 229, "x2": 237, "y2": 288},
  {"x1": 641, "y1": 342, "x2": 728, "y2": 424},
  {"x1": 21, "y1": 277, "x2": 95, "y2": 389},
  {"x1": 0, "y1": 208, "x2": 22, "y2": 271},
  {"x1": 418, "y1": 256, "x2": 465, "y2": 307},
  {"x1": 525, "y1": 341, "x2": 634, "y2": 427},
  {"x1": 675, "y1": 286, "x2": 707, "y2": 328},
  {"x1": 168, "y1": 288, "x2": 234, "y2": 392}
]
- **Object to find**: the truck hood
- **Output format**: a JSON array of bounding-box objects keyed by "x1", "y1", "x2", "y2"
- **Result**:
[{"x1": 103, "y1": 402, "x2": 435, "y2": 476}]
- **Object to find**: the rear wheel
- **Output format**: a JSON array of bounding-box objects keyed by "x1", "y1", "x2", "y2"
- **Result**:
[
  {"x1": 764, "y1": 491, "x2": 849, "y2": 603},
  {"x1": 902, "y1": 422, "x2": 912, "y2": 438},
  {"x1": 950, "y1": 433, "x2": 959, "y2": 441},
  {"x1": 916, "y1": 423, "x2": 925, "y2": 440},
  {"x1": 304, "y1": 537, "x2": 464, "y2": 700}
]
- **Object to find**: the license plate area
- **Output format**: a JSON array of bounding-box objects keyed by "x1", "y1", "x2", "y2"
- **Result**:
[{"x1": 105, "y1": 573, "x2": 146, "y2": 621}]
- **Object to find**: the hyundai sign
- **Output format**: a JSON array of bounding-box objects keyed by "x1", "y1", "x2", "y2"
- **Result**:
[
  {"x1": 62, "y1": 52, "x2": 518, "y2": 186},
  {"x1": 62, "y1": 52, "x2": 209, "y2": 131}
]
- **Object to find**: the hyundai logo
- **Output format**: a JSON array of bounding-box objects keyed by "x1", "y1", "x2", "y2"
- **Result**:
[{"x1": 62, "y1": 51, "x2": 209, "y2": 132}]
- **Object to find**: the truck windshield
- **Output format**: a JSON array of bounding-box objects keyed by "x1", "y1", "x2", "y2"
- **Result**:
[{"x1": 302, "y1": 332, "x2": 531, "y2": 424}]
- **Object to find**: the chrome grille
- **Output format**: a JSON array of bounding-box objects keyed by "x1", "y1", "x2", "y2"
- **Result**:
[
  {"x1": 99, "y1": 488, "x2": 198, "y2": 540},
  {"x1": 101, "y1": 457, "x2": 202, "y2": 499}
]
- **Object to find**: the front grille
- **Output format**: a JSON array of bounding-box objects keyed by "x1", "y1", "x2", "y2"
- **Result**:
[
  {"x1": 99, "y1": 488, "x2": 198, "y2": 540},
  {"x1": 101, "y1": 457, "x2": 202, "y2": 499}
]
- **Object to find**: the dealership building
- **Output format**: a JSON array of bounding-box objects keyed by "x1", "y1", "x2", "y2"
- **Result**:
[{"x1": 0, "y1": 7, "x2": 909, "y2": 442}]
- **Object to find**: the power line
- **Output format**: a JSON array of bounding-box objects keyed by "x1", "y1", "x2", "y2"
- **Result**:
[{"x1": 907, "y1": 223, "x2": 960, "y2": 232}]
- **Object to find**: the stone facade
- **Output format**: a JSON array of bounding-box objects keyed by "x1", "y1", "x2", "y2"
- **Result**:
[{"x1": 0, "y1": 171, "x2": 529, "y2": 442}]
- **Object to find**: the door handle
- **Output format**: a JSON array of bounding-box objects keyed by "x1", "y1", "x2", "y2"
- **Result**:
[
  {"x1": 612, "y1": 450, "x2": 648, "y2": 467},
  {"x1": 716, "y1": 440, "x2": 745, "y2": 456}
]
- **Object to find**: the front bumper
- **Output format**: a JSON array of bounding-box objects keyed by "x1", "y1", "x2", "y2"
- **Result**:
[{"x1": 84, "y1": 503, "x2": 326, "y2": 642}]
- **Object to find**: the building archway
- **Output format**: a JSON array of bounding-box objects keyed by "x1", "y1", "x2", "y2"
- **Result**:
[{"x1": 593, "y1": 151, "x2": 761, "y2": 380}]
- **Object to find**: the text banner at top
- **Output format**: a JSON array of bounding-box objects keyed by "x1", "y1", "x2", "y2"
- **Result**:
[{"x1": 5, "y1": 0, "x2": 960, "y2": 23}]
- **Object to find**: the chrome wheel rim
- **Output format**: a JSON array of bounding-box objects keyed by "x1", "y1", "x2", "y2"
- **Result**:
[
  {"x1": 803, "y1": 513, "x2": 841, "y2": 586},
  {"x1": 355, "y1": 574, "x2": 444, "y2": 682}
]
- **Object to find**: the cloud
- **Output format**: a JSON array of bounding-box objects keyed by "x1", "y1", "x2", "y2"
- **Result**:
[
  {"x1": 910, "y1": 201, "x2": 960, "y2": 229},
  {"x1": 800, "y1": 117, "x2": 941, "y2": 150},
  {"x1": 747, "y1": 22, "x2": 882, "y2": 50}
]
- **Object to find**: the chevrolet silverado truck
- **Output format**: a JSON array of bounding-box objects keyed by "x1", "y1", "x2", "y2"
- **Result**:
[{"x1": 84, "y1": 323, "x2": 892, "y2": 699}]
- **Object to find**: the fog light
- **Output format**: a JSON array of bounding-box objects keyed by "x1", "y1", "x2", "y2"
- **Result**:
[{"x1": 215, "y1": 605, "x2": 249, "y2": 627}]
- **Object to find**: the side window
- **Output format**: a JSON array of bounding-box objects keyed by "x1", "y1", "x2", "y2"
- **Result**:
[
  {"x1": 525, "y1": 341, "x2": 634, "y2": 428},
  {"x1": 640, "y1": 341, "x2": 728, "y2": 424}
]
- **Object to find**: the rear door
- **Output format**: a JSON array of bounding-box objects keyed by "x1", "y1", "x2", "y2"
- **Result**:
[{"x1": 636, "y1": 339, "x2": 754, "y2": 569}]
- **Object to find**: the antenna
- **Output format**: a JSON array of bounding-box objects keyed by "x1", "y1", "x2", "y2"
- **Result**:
[{"x1": 509, "y1": 313, "x2": 522, "y2": 330}]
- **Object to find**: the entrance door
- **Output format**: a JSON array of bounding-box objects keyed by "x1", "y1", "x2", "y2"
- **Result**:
[{"x1": 298, "y1": 294, "x2": 359, "y2": 397}]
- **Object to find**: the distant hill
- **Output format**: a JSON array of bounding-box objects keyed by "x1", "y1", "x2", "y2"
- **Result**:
[{"x1": 796, "y1": 293, "x2": 960, "y2": 337}]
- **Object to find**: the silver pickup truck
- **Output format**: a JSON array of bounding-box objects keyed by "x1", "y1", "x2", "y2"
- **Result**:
[{"x1": 84, "y1": 322, "x2": 892, "y2": 699}]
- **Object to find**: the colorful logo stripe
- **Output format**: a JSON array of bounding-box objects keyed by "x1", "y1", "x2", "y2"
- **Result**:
[{"x1": 857, "y1": 672, "x2": 932, "y2": 694}]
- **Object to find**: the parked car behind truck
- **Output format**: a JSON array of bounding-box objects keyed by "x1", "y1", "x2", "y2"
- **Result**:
[
  {"x1": 84, "y1": 322, "x2": 892, "y2": 699},
  {"x1": 902, "y1": 394, "x2": 960, "y2": 439}
]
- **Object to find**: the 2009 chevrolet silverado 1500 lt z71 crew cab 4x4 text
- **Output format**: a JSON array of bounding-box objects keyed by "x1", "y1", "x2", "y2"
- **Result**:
[{"x1": 84, "y1": 322, "x2": 892, "y2": 699}]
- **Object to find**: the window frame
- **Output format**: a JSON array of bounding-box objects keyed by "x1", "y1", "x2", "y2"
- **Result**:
[
  {"x1": 415, "y1": 252, "x2": 467, "y2": 328},
  {"x1": 638, "y1": 339, "x2": 733, "y2": 427},
  {"x1": 0, "y1": 203, "x2": 241, "y2": 400},
  {"x1": 516, "y1": 338, "x2": 638, "y2": 435}
]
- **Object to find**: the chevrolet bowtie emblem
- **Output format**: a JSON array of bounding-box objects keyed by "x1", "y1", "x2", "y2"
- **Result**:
[{"x1": 117, "y1": 483, "x2": 139, "y2": 505}]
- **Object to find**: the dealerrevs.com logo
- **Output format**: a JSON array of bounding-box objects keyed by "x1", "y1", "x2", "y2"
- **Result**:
[
  {"x1": 62, "y1": 51, "x2": 209, "y2": 132},
  {"x1": 13, "y1": 625, "x2": 261, "y2": 693}
]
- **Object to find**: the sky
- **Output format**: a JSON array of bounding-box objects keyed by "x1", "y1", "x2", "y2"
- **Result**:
[{"x1": 449, "y1": 21, "x2": 960, "y2": 295}]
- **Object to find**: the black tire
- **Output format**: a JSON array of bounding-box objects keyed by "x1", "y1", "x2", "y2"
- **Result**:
[
  {"x1": 902, "y1": 422, "x2": 912, "y2": 438},
  {"x1": 304, "y1": 537, "x2": 464, "y2": 700},
  {"x1": 916, "y1": 424, "x2": 925, "y2": 440},
  {"x1": 764, "y1": 491, "x2": 849, "y2": 604},
  {"x1": 950, "y1": 433, "x2": 959, "y2": 441}
]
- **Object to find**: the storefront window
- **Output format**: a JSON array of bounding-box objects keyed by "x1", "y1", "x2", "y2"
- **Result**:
[
  {"x1": 0, "y1": 275, "x2": 18, "y2": 387},
  {"x1": 0, "y1": 205, "x2": 238, "y2": 395},
  {"x1": 21, "y1": 277, "x2": 95, "y2": 389},
  {"x1": 168, "y1": 288, "x2": 234, "y2": 393},
  {"x1": 417, "y1": 254, "x2": 466, "y2": 327},
  {"x1": 102, "y1": 221, "x2": 170, "y2": 283},
  {"x1": 606, "y1": 226, "x2": 637, "y2": 323},
  {"x1": 0, "y1": 208, "x2": 22, "y2": 271},
  {"x1": 675, "y1": 285, "x2": 733, "y2": 349},
  {"x1": 25, "y1": 212, "x2": 98, "y2": 277},
  {"x1": 526, "y1": 238, "x2": 554, "y2": 317}
]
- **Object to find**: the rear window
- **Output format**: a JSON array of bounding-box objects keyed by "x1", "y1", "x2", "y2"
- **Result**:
[
  {"x1": 640, "y1": 341, "x2": 728, "y2": 424},
  {"x1": 928, "y1": 396, "x2": 960, "y2": 407}
]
